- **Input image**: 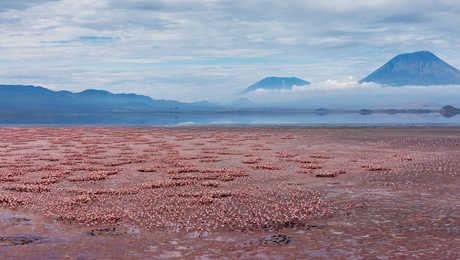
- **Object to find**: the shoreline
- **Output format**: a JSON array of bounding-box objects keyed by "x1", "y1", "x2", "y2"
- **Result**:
[{"x1": 2, "y1": 125, "x2": 460, "y2": 129}]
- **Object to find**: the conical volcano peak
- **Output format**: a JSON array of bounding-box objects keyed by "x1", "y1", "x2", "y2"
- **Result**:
[
  {"x1": 360, "y1": 51, "x2": 460, "y2": 86},
  {"x1": 242, "y1": 77, "x2": 310, "y2": 94},
  {"x1": 387, "y1": 51, "x2": 441, "y2": 64},
  {"x1": 399, "y1": 50, "x2": 437, "y2": 59}
]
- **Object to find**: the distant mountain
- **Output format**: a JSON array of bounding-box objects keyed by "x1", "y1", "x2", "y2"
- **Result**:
[
  {"x1": 360, "y1": 51, "x2": 460, "y2": 86},
  {"x1": 242, "y1": 77, "x2": 310, "y2": 94},
  {"x1": 440, "y1": 105, "x2": 460, "y2": 117},
  {"x1": 314, "y1": 108, "x2": 330, "y2": 115},
  {"x1": 0, "y1": 85, "x2": 219, "y2": 113}
]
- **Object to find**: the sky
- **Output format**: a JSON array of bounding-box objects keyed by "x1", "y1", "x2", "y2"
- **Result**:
[{"x1": 1, "y1": 0, "x2": 460, "y2": 104}]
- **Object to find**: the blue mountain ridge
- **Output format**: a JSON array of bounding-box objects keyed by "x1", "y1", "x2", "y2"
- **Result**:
[
  {"x1": 360, "y1": 51, "x2": 460, "y2": 86},
  {"x1": 0, "y1": 85, "x2": 219, "y2": 112}
]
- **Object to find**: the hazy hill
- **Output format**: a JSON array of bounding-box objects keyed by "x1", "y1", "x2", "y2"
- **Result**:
[{"x1": 242, "y1": 77, "x2": 310, "y2": 93}]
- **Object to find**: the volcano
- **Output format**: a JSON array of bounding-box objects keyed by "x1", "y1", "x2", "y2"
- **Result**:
[
  {"x1": 360, "y1": 51, "x2": 460, "y2": 86},
  {"x1": 242, "y1": 77, "x2": 310, "y2": 93}
]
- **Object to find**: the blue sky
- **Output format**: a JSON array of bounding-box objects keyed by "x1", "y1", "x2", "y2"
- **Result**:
[{"x1": 0, "y1": 0, "x2": 460, "y2": 103}]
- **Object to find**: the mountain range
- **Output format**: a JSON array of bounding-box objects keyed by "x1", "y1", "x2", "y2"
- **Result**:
[
  {"x1": 0, "y1": 85, "x2": 218, "y2": 113},
  {"x1": 2, "y1": 51, "x2": 460, "y2": 114},
  {"x1": 360, "y1": 51, "x2": 460, "y2": 86},
  {"x1": 1, "y1": 84, "x2": 459, "y2": 119}
]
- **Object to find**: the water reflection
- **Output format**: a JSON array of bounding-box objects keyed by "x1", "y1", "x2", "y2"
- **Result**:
[{"x1": 0, "y1": 112, "x2": 459, "y2": 126}]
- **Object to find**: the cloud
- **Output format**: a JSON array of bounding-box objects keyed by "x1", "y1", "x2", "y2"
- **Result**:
[
  {"x1": 245, "y1": 80, "x2": 460, "y2": 109},
  {"x1": 378, "y1": 13, "x2": 426, "y2": 24},
  {"x1": 0, "y1": 0, "x2": 459, "y2": 103}
]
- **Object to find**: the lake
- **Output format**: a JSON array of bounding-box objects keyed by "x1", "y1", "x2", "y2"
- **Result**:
[{"x1": 1, "y1": 111, "x2": 460, "y2": 127}]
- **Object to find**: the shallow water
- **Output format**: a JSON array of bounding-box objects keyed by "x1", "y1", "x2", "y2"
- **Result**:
[{"x1": 1, "y1": 111, "x2": 460, "y2": 126}]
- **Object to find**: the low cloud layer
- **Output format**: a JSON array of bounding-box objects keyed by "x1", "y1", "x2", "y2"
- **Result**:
[
  {"x1": 0, "y1": 0, "x2": 459, "y2": 103},
  {"x1": 245, "y1": 81, "x2": 460, "y2": 109}
]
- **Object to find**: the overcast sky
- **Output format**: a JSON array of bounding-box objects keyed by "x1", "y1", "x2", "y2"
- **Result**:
[{"x1": 1, "y1": 0, "x2": 460, "y2": 102}]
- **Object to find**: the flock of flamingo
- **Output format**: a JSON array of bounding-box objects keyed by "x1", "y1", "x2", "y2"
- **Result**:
[{"x1": 0, "y1": 127, "x2": 397, "y2": 232}]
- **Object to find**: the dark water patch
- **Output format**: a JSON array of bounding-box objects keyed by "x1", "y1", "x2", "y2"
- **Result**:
[
  {"x1": 262, "y1": 234, "x2": 293, "y2": 246},
  {"x1": 0, "y1": 234, "x2": 44, "y2": 246},
  {"x1": 7, "y1": 217, "x2": 32, "y2": 224},
  {"x1": 0, "y1": 212, "x2": 33, "y2": 225},
  {"x1": 88, "y1": 227, "x2": 124, "y2": 236},
  {"x1": 244, "y1": 234, "x2": 293, "y2": 247},
  {"x1": 262, "y1": 221, "x2": 324, "y2": 231},
  {"x1": 87, "y1": 225, "x2": 142, "y2": 236}
]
